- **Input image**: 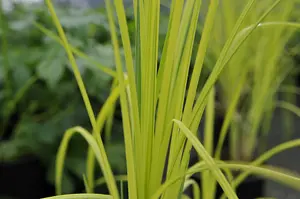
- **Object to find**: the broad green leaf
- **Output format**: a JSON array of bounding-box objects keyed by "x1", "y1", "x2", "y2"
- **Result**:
[
  {"x1": 33, "y1": 22, "x2": 117, "y2": 77},
  {"x1": 59, "y1": 13, "x2": 106, "y2": 28},
  {"x1": 94, "y1": 44, "x2": 117, "y2": 67},
  {"x1": 36, "y1": 45, "x2": 66, "y2": 89},
  {"x1": 10, "y1": 15, "x2": 35, "y2": 31},
  {"x1": 11, "y1": 64, "x2": 31, "y2": 90}
]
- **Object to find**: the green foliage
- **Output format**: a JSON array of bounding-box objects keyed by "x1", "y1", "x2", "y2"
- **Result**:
[
  {"x1": 43, "y1": 1, "x2": 300, "y2": 199},
  {"x1": 207, "y1": 0, "x2": 300, "y2": 161},
  {"x1": 41, "y1": 193, "x2": 112, "y2": 199},
  {"x1": 0, "y1": 3, "x2": 126, "y2": 193},
  {"x1": 2, "y1": 1, "x2": 299, "y2": 199}
]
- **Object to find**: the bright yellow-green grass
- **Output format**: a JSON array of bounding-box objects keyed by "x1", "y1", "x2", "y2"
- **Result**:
[
  {"x1": 37, "y1": 0, "x2": 300, "y2": 199},
  {"x1": 209, "y1": 0, "x2": 300, "y2": 161}
]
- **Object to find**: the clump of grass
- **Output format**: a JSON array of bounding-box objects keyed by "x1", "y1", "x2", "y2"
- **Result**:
[
  {"x1": 209, "y1": 0, "x2": 300, "y2": 161},
  {"x1": 41, "y1": 0, "x2": 300, "y2": 199}
]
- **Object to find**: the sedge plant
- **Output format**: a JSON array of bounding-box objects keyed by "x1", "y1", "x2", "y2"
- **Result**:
[
  {"x1": 40, "y1": 0, "x2": 300, "y2": 199},
  {"x1": 205, "y1": 0, "x2": 300, "y2": 161},
  {"x1": 198, "y1": 1, "x2": 300, "y2": 198}
]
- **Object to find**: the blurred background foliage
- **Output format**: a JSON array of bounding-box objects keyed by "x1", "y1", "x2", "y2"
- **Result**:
[
  {"x1": 0, "y1": 1, "x2": 174, "y2": 195},
  {"x1": 0, "y1": 2, "x2": 127, "y2": 194}
]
